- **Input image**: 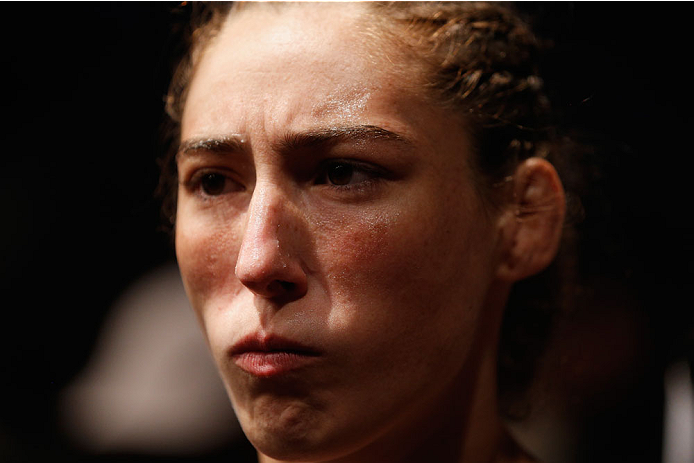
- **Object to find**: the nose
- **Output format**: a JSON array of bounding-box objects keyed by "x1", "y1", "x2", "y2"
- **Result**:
[{"x1": 235, "y1": 182, "x2": 308, "y2": 303}]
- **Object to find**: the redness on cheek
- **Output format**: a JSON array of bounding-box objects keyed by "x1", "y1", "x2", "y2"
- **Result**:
[
  {"x1": 339, "y1": 220, "x2": 389, "y2": 260},
  {"x1": 316, "y1": 211, "x2": 418, "y2": 291},
  {"x1": 323, "y1": 213, "x2": 392, "y2": 261}
]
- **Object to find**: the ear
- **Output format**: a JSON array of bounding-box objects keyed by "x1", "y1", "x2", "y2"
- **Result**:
[{"x1": 495, "y1": 157, "x2": 566, "y2": 282}]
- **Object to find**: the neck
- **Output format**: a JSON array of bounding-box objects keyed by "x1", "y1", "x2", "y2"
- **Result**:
[{"x1": 259, "y1": 282, "x2": 534, "y2": 463}]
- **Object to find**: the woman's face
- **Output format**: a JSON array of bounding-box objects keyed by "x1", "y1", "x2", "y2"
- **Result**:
[{"x1": 176, "y1": 4, "x2": 503, "y2": 461}]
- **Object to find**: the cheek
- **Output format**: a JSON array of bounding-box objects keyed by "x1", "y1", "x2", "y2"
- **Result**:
[
  {"x1": 307, "y1": 195, "x2": 497, "y2": 413},
  {"x1": 313, "y1": 189, "x2": 496, "y2": 349},
  {"x1": 175, "y1": 212, "x2": 243, "y2": 313},
  {"x1": 316, "y1": 212, "x2": 393, "y2": 284},
  {"x1": 317, "y1": 197, "x2": 489, "y2": 299},
  {"x1": 311, "y1": 207, "x2": 440, "y2": 320}
]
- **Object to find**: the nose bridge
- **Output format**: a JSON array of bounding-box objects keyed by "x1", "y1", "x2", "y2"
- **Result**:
[
  {"x1": 243, "y1": 180, "x2": 283, "y2": 252},
  {"x1": 235, "y1": 178, "x2": 308, "y2": 301}
]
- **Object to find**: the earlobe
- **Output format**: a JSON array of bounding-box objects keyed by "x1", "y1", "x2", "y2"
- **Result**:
[{"x1": 496, "y1": 157, "x2": 566, "y2": 282}]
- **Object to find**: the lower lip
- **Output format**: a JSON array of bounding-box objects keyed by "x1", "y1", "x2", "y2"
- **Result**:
[{"x1": 233, "y1": 352, "x2": 319, "y2": 377}]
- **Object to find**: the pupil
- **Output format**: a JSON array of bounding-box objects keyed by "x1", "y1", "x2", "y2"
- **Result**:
[
  {"x1": 328, "y1": 163, "x2": 353, "y2": 185},
  {"x1": 201, "y1": 173, "x2": 226, "y2": 195}
]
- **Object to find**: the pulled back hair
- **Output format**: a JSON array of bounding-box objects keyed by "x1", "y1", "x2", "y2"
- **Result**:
[{"x1": 159, "y1": 1, "x2": 579, "y2": 418}]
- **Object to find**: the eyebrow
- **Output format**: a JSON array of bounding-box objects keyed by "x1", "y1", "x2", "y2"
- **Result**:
[
  {"x1": 177, "y1": 136, "x2": 247, "y2": 159},
  {"x1": 274, "y1": 125, "x2": 412, "y2": 153},
  {"x1": 177, "y1": 125, "x2": 412, "y2": 159}
]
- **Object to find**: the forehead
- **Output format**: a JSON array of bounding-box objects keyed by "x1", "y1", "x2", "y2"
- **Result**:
[{"x1": 182, "y1": 3, "x2": 426, "y2": 141}]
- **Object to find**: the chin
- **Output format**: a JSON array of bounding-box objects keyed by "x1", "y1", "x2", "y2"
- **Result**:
[
  {"x1": 243, "y1": 411, "x2": 365, "y2": 463},
  {"x1": 249, "y1": 431, "x2": 344, "y2": 463},
  {"x1": 242, "y1": 403, "x2": 325, "y2": 459}
]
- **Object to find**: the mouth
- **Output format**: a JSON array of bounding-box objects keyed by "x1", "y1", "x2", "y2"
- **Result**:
[{"x1": 230, "y1": 333, "x2": 322, "y2": 377}]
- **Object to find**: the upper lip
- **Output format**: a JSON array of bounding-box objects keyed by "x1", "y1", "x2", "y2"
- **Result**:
[{"x1": 230, "y1": 332, "x2": 322, "y2": 356}]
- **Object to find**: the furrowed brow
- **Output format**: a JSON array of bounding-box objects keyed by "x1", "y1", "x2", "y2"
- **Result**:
[
  {"x1": 275, "y1": 125, "x2": 412, "y2": 153},
  {"x1": 177, "y1": 136, "x2": 247, "y2": 160},
  {"x1": 177, "y1": 126, "x2": 412, "y2": 160}
]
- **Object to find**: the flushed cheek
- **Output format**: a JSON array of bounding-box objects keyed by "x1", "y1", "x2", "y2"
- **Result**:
[
  {"x1": 312, "y1": 210, "x2": 403, "y2": 290},
  {"x1": 314, "y1": 203, "x2": 460, "y2": 298},
  {"x1": 313, "y1": 197, "x2": 490, "y2": 348},
  {"x1": 312, "y1": 215, "x2": 431, "y2": 346},
  {"x1": 307, "y1": 208, "x2": 481, "y2": 414}
]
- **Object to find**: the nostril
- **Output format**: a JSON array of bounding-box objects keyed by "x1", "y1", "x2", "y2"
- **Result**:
[
  {"x1": 279, "y1": 281, "x2": 296, "y2": 292},
  {"x1": 261, "y1": 279, "x2": 308, "y2": 305},
  {"x1": 266, "y1": 280, "x2": 297, "y2": 295}
]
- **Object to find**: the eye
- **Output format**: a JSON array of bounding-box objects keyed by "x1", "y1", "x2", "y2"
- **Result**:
[
  {"x1": 201, "y1": 173, "x2": 228, "y2": 195},
  {"x1": 195, "y1": 172, "x2": 243, "y2": 197},
  {"x1": 326, "y1": 162, "x2": 354, "y2": 185},
  {"x1": 316, "y1": 160, "x2": 380, "y2": 187}
]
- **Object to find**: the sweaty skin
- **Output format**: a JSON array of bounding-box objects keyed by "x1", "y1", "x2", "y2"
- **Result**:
[{"x1": 176, "y1": 4, "x2": 529, "y2": 463}]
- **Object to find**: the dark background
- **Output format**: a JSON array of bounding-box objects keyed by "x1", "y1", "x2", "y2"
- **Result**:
[{"x1": 1, "y1": 2, "x2": 692, "y2": 462}]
